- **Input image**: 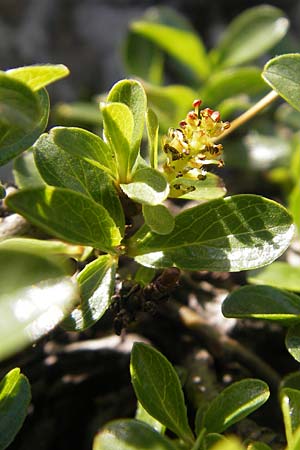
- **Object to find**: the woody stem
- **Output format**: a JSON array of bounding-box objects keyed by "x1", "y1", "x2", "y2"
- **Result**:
[{"x1": 213, "y1": 90, "x2": 279, "y2": 142}]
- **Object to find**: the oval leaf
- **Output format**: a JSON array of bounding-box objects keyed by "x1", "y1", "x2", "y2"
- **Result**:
[
  {"x1": 51, "y1": 126, "x2": 117, "y2": 178},
  {"x1": 0, "y1": 246, "x2": 78, "y2": 360},
  {"x1": 143, "y1": 204, "x2": 175, "y2": 235},
  {"x1": 0, "y1": 74, "x2": 49, "y2": 165},
  {"x1": 214, "y1": 5, "x2": 289, "y2": 68},
  {"x1": 247, "y1": 262, "x2": 300, "y2": 293},
  {"x1": 6, "y1": 186, "x2": 122, "y2": 252},
  {"x1": 93, "y1": 419, "x2": 177, "y2": 450},
  {"x1": 130, "y1": 195, "x2": 294, "y2": 271},
  {"x1": 7, "y1": 64, "x2": 69, "y2": 91},
  {"x1": 286, "y1": 324, "x2": 300, "y2": 363},
  {"x1": 101, "y1": 102, "x2": 134, "y2": 183},
  {"x1": 262, "y1": 54, "x2": 300, "y2": 112},
  {"x1": 34, "y1": 133, "x2": 125, "y2": 234},
  {"x1": 63, "y1": 255, "x2": 117, "y2": 331},
  {"x1": 107, "y1": 79, "x2": 147, "y2": 169},
  {"x1": 203, "y1": 379, "x2": 270, "y2": 433},
  {"x1": 121, "y1": 168, "x2": 169, "y2": 205},
  {"x1": 0, "y1": 368, "x2": 31, "y2": 450},
  {"x1": 222, "y1": 285, "x2": 300, "y2": 324},
  {"x1": 130, "y1": 343, "x2": 194, "y2": 444}
]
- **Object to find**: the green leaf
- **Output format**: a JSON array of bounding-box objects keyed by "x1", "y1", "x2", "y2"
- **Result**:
[
  {"x1": 143, "y1": 204, "x2": 175, "y2": 235},
  {"x1": 120, "y1": 167, "x2": 169, "y2": 206},
  {"x1": 206, "y1": 437, "x2": 244, "y2": 450},
  {"x1": 213, "y1": 5, "x2": 289, "y2": 68},
  {"x1": 134, "y1": 266, "x2": 156, "y2": 286},
  {"x1": 146, "y1": 108, "x2": 159, "y2": 169},
  {"x1": 144, "y1": 82, "x2": 197, "y2": 132},
  {"x1": 34, "y1": 133, "x2": 125, "y2": 234},
  {"x1": 204, "y1": 434, "x2": 228, "y2": 450},
  {"x1": 7, "y1": 64, "x2": 69, "y2": 91},
  {"x1": 289, "y1": 182, "x2": 300, "y2": 235},
  {"x1": 130, "y1": 343, "x2": 194, "y2": 445},
  {"x1": 93, "y1": 419, "x2": 177, "y2": 450},
  {"x1": 0, "y1": 245, "x2": 78, "y2": 360},
  {"x1": 289, "y1": 427, "x2": 300, "y2": 450},
  {"x1": 200, "y1": 67, "x2": 267, "y2": 107},
  {"x1": 280, "y1": 388, "x2": 300, "y2": 446},
  {"x1": 13, "y1": 150, "x2": 45, "y2": 188},
  {"x1": 0, "y1": 237, "x2": 83, "y2": 258},
  {"x1": 222, "y1": 285, "x2": 300, "y2": 324},
  {"x1": 131, "y1": 20, "x2": 209, "y2": 81},
  {"x1": 286, "y1": 324, "x2": 300, "y2": 363},
  {"x1": 247, "y1": 262, "x2": 300, "y2": 293},
  {"x1": 262, "y1": 54, "x2": 300, "y2": 112},
  {"x1": 0, "y1": 74, "x2": 49, "y2": 165},
  {"x1": 62, "y1": 255, "x2": 117, "y2": 331},
  {"x1": 203, "y1": 379, "x2": 270, "y2": 433},
  {"x1": 101, "y1": 102, "x2": 134, "y2": 183},
  {"x1": 107, "y1": 79, "x2": 147, "y2": 168},
  {"x1": 247, "y1": 443, "x2": 272, "y2": 450},
  {"x1": 129, "y1": 195, "x2": 294, "y2": 272},
  {"x1": 169, "y1": 173, "x2": 226, "y2": 201},
  {"x1": 51, "y1": 126, "x2": 117, "y2": 178},
  {"x1": 6, "y1": 186, "x2": 122, "y2": 252},
  {"x1": 0, "y1": 368, "x2": 31, "y2": 450}
]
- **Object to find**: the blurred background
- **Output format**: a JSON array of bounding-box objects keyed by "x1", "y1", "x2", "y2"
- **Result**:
[{"x1": 1, "y1": 0, "x2": 299, "y2": 101}]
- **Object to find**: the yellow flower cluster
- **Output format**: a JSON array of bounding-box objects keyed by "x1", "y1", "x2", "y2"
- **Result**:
[{"x1": 162, "y1": 100, "x2": 230, "y2": 194}]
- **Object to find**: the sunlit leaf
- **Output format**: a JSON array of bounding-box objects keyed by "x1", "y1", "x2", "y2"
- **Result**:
[
  {"x1": 247, "y1": 262, "x2": 300, "y2": 292},
  {"x1": 7, "y1": 64, "x2": 69, "y2": 91},
  {"x1": 0, "y1": 368, "x2": 31, "y2": 450},
  {"x1": 121, "y1": 167, "x2": 169, "y2": 205},
  {"x1": 142, "y1": 204, "x2": 175, "y2": 235}
]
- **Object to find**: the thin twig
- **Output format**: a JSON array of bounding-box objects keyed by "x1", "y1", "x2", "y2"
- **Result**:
[{"x1": 214, "y1": 90, "x2": 279, "y2": 142}]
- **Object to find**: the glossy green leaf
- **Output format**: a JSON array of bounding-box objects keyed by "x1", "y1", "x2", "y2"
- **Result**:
[
  {"x1": 247, "y1": 262, "x2": 300, "y2": 293},
  {"x1": 286, "y1": 325, "x2": 300, "y2": 363},
  {"x1": 0, "y1": 246, "x2": 78, "y2": 360},
  {"x1": 13, "y1": 150, "x2": 45, "y2": 188},
  {"x1": 93, "y1": 419, "x2": 177, "y2": 450},
  {"x1": 63, "y1": 255, "x2": 117, "y2": 331},
  {"x1": 34, "y1": 133, "x2": 125, "y2": 234},
  {"x1": 121, "y1": 167, "x2": 169, "y2": 206},
  {"x1": 146, "y1": 108, "x2": 159, "y2": 169},
  {"x1": 169, "y1": 173, "x2": 226, "y2": 201},
  {"x1": 0, "y1": 74, "x2": 49, "y2": 165},
  {"x1": 129, "y1": 195, "x2": 294, "y2": 272},
  {"x1": 214, "y1": 5, "x2": 289, "y2": 68},
  {"x1": 7, "y1": 64, "x2": 69, "y2": 91},
  {"x1": 203, "y1": 379, "x2": 269, "y2": 433},
  {"x1": 0, "y1": 237, "x2": 83, "y2": 258},
  {"x1": 136, "y1": 402, "x2": 165, "y2": 435},
  {"x1": 107, "y1": 79, "x2": 147, "y2": 168},
  {"x1": 222, "y1": 285, "x2": 300, "y2": 324},
  {"x1": 101, "y1": 102, "x2": 134, "y2": 182},
  {"x1": 143, "y1": 204, "x2": 174, "y2": 235},
  {"x1": 289, "y1": 182, "x2": 300, "y2": 235},
  {"x1": 6, "y1": 186, "x2": 122, "y2": 252},
  {"x1": 130, "y1": 343, "x2": 194, "y2": 444},
  {"x1": 51, "y1": 126, "x2": 117, "y2": 178},
  {"x1": 131, "y1": 21, "x2": 209, "y2": 81},
  {"x1": 280, "y1": 388, "x2": 300, "y2": 446},
  {"x1": 262, "y1": 54, "x2": 300, "y2": 112},
  {"x1": 144, "y1": 82, "x2": 197, "y2": 132},
  {"x1": 200, "y1": 67, "x2": 266, "y2": 107},
  {"x1": 0, "y1": 368, "x2": 31, "y2": 450}
]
